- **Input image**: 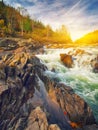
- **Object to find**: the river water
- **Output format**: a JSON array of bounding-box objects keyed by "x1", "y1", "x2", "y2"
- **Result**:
[{"x1": 36, "y1": 47, "x2": 98, "y2": 123}]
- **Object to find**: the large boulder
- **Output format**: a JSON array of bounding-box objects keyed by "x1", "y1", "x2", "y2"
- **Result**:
[{"x1": 60, "y1": 54, "x2": 73, "y2": 68}]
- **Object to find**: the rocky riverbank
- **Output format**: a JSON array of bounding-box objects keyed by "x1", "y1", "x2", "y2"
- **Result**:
[{"x1": 0, "y1": 38, "x2": 98, "y2": 130}]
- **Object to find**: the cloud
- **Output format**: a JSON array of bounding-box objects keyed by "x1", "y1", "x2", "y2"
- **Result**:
[
  {"x1": 26, "y1": 0, "x2": 98, "y2": 40},
  {"x1": 4, "y1": 0, "x2": 98, "y2": 40}
]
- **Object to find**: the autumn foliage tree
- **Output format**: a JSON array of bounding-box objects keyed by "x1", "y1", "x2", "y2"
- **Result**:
[{"x1": 0, "y1": 19, "x2": 4, "y2": 28}]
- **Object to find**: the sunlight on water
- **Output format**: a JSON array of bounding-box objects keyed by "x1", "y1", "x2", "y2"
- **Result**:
[{"x1": 36, "y1": 47, "x2": 98, "y2": 122}]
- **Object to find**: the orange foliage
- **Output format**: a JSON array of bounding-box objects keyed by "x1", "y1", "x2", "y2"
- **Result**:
[{"x1": 69, "y1": 121, "x2": 82, "y2": 129}]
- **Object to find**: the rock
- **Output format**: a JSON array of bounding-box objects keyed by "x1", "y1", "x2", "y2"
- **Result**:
[
  {"x1": 42, "y1": 76, "x2": 96, "y2": 127},
  {"x1": 68, "y1": 49, "x2": 91, "y2": 56},
  {"x1": 0, "y1": 55, "x2": 72, "y2": 130},
  {"x1": 93, "y1": 62, "x2": 98, "y2": 73},
  {"x1": 0, "y1": 51, "x2": 97, "y2": 130},
  {"x1": 14, "y1": 47, "x2": 26, "y2": 53},
  {"x1": 74, "y1": 49, "x2": 85, "y2": 56},
  {"x1": 60, "y1": 54, "x2": 73, "y2": 68},
  {"x1": 0, "y1": 61, "x2": 6, "y2": 80},
  {"x1": 80, "y1": 124, "x2": 98, "y2": 130},
  {"x1": 48, "y1": 124, "x2": 61, "y2": 130},
  {"x1": 0, "y1": 38, "x2": 19, "y2": 50},
  {"x1": 25, "y1": 107, "x2": 48, "y2": 130},
  {"x1": 91, "y1": 55, "x2": 98, "y2": 73}
]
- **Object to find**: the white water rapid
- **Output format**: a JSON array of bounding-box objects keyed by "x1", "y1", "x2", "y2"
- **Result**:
[{"x1": 36, "y1": 47, "x2": 98, "y2": 122}]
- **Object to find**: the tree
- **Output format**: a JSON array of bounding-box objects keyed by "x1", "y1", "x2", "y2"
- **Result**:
[
  {"x1": 59, "y1": 25, "x2": 68, "y2": 36},
  {"x1": 23, "y1": 16, "x2": 32, "y2": 32},
  {"x1": 0, "y1": 1, "x2": 6, "y2": 21},
  {"x1": 0, "y1": 19, "x2": 4, "y2": 28},
  {"x1": 46, "y1": 24, "x2": 53, "y2": 38},
  {"x1": 6, "y1": 7, "x2": 15, "y2": 33},
  {"x1": 17, "y1": 7, "x2": 27, "y2": 36}
]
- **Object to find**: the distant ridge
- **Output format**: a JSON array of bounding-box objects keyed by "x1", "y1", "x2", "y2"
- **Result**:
[{"x1": 75, "y1": 30, "x2": 98, "y2": 45}]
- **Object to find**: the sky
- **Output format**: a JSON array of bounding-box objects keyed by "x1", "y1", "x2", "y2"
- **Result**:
[{"x1": 4, "y1": 0, "x2": 98, "y2": 41}]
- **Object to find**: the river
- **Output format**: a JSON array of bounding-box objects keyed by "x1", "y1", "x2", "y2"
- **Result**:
[{"x1": 36, "y1": 46, "x2": 98, "y2": 123}]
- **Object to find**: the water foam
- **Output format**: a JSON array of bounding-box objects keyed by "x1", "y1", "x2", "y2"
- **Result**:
[{"x1": 36, "y1": 47, "x2": 98, "y2": 122}]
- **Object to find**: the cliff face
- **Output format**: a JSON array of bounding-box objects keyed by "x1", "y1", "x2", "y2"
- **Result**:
[{"x1": 0, "y1": 38, "x2": 97, "y2": 130}]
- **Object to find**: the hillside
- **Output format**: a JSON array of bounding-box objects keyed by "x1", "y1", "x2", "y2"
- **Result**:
[
  {"x1": 0, "y1": 1, "x2": 72, "y2": 44},
  {"x1": 75, "y1": 30, "x2": 98, "y2": 46}
]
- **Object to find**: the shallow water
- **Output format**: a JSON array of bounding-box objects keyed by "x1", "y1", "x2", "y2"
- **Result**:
[{"x1": 37, "y1": 47, "x2": 98, "y2": 122}]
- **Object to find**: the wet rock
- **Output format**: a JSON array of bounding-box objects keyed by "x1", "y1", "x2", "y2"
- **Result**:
[
  {"x1": 60, "y1": 54, "x2": 73, "y2": 68},
  {"x1": 68, "y1": 48, "x2": 91, "y2": 56},
  {"x1": 42, "y1": 76, "x2": 96, "y2": 126},
  {"x1": 91, "y1": 55, "x2": 98, "y2": 73},
  {"x1": 0, "y1": 52, "x2": 97, "y2": 130},
  {"x1": 74, "y1": 49, "x2": 85, "y2": 55},
  {"x1": 93, "y1": 62, "x2": 98, "y2": 73}
]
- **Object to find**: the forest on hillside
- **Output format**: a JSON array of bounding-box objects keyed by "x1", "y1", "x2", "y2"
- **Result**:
[
  {"x1": 75, "y1": 30, "x2": 98, "y2": 44},
  {"x1": 0, "y1": 1, "x2": 72, "y2": 43}
]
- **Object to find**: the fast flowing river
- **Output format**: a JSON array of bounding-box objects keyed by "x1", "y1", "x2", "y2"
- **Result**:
[{"x1": 37, "y1": 47, "x2": 98, "y2": 123}]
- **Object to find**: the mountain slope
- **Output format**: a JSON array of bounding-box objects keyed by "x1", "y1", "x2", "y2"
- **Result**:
[{"x1": 75, "y1": 30, "x2": 98, "y2": 45}]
